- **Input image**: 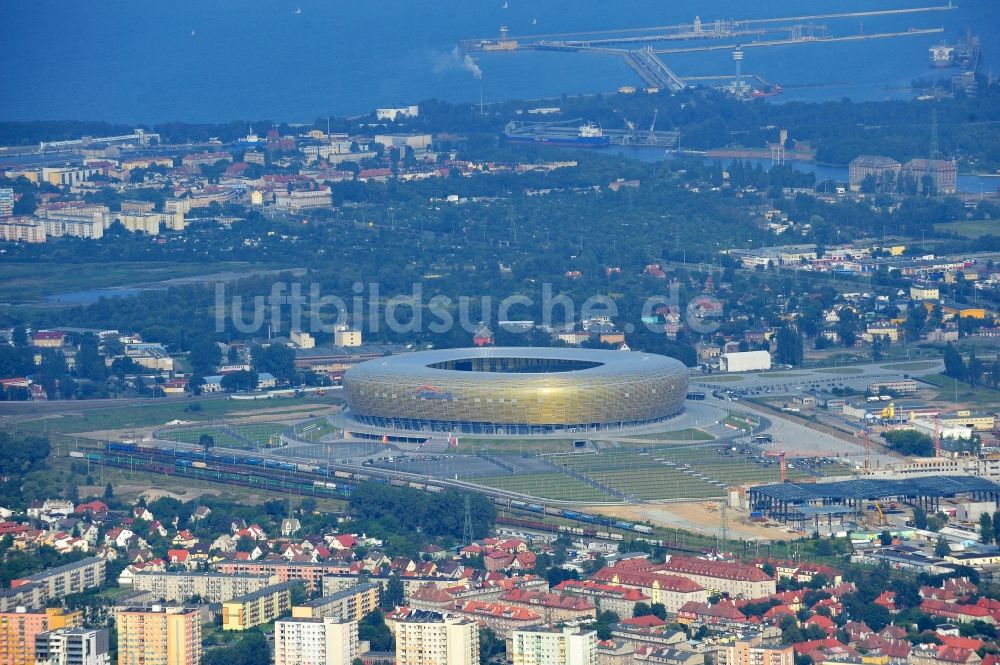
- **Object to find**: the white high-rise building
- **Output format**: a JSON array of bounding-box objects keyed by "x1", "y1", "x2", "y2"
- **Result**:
[
  {"x1": 35, "y1": 627, "x2": 111, "y2": 665},
  {"x1": 395, "y1": 610, "x2": 479, "y2": 665},
  {"x1": 0, "y1": 188, "x2": 13, "y2": 217},
  {"x1": 274, "y1": 617, "x2": 359, "y2": 665},
  {"x1": 511, "y1": 627, "x2": 597, "y2": 665}
]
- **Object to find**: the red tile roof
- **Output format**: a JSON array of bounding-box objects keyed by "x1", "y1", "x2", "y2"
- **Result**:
[
  {"x1": 661, "y1": 555, "x2": 773, "y2": 582},
  {"x1": 620, "y1": 615, "x2": 666, "y2": 627}
]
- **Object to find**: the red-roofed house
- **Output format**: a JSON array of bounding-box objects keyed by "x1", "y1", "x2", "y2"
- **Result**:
[
  {"x1": 555, "y1": 579, "x2": 652, "y2": 618},
  {"x1": 592, "y1": 563, "x2": 708, "y2": 613},
  {"x1": 804, "y1": 615, "x2": 836, "y2": 635},
  {"x1": 660, "y1": 556, "x2": 775, "y2": 599},
  {"x1": 620, "y1": 615, "x2": 666, "y2": 628},
  {"x1": 792, "y1": 638, "x2": 842, "y2": 655},
  {"x1": 677, "y1": 600, "x2": 747, "y2": 625},
  {"x1": 32, "y1": 331, "x2": 66, "y2": 348},
  {"x1": 874, "y1": 591, "x2": 898, "y2": 613},
  {"x1": 911, "y1": 645, "x2": 982, "y2": 665},
  {"x1": 921, "y1": 599, "x2": 995, "y2": 624}
]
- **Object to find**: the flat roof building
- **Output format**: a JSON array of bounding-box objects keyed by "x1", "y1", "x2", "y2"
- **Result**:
[
  {"x1": 222, "y1": 581, "x2": 296, "y2": 631},
  {"x1": 291, "y1": 583, "x2": 380, "y2": 622},
  {"x1": 117, "y1": 606, "x2": 201, "y2": 665},
  {"x1": 132, "y1": 571, "x2": 277, "y2": 604},
  {"x1": 511, "y1": 627, "x2": 597, "y2": 665},
  {"x1": 35, "y1": 627, "x2": 110, "y2": 665},
  {"x1": 11, "y1": 557, "x2": 105, "y2": 599},
  {"x1": 275, "y1": 617, "x2": 359, "y2": 665},
  {"x1": 395, "y1": 610, "x2": 480, "y2": 665}
]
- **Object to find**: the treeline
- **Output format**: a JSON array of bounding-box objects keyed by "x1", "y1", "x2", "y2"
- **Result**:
[
  {"x1": 351, "y1": 482, "x2": 496, "y2": 544},
  {"x1": 0, "y1": 432, "x2": 52, "y2": 509}
]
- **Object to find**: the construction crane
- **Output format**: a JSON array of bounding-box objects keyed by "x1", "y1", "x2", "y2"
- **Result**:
[
  {"x1": 647, "y1": 109, "x2": 659, "y2": 144},
  {"x1": 764, "y1": 449, "x2": 842, "y2": 483}
]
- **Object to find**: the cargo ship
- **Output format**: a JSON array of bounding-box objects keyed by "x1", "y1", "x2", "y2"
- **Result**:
[
  {"x1": 504, "y1": 122, "x2": 611, "y2": 147},
  {"x1": 751, "y1": 83, "x2": 783, "y2": 99}
]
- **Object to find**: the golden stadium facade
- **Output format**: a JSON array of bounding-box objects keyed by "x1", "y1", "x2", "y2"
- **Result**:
[{"x1": 342, "y1": 348, "x2": 688, "y2": 436}]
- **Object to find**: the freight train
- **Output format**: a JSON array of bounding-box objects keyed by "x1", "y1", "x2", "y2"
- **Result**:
[{"x1": 85, "y1": 441, "x2": 658, "y2": 535}]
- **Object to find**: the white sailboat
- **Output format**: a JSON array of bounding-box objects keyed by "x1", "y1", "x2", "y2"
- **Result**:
[{"x1": 294, "y1": 6, "x2": 302, "y2": 14}]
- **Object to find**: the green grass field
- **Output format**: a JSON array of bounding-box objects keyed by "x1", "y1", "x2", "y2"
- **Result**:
[
  {"x1": 0, "y1": 262, "x2": 272, "y2": 303},
  {"x1": 158, "y1": 423, "x2": 288, "y2": 449},
  {"x1": 918, "y1": 373, "x2": 1000, "y2": 406},
  {"x1": 19, "y1": 396, "x2": 340, "y2": 435},
  {"x1": 470, "y1": 473, "x2": 617, "y2": 502},
  {"x1": 294, "y1": 419, "x2": 339, "y2": 441},
  {"x1": 879, "y1": 361, "x2": 940, "y2": 371},
  {"x1": 934, "y1": 220, "x2": 1000, "y2": 238},
  {"x1": 618, "y1": 429, "x2": 715, "y2": 443}
]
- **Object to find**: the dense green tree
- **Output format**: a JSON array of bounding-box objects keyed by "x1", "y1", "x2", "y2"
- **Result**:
[
  {"x1": 935, "y1": 535, "x2": 951, "y2": 557},
  {"x1": 74, "y1": 334, "x2": 106, "y2": 382},
  {"x1": 944, "y1": 343, "x2": 966, "y2": 380},
  {"x1": 251, "y1": 343, "x2": 296, "y2": 382},
  {"x1": 480, "y1": 628, "x2": 505, "y2": 665},
  {"x1": 979, "y1": 512, "x2": 994, "y2": 545},
  {"x1": 383, "y1": 576, "x2": 404, "y2": 609},
  {"x1": 204, "y1": 631, "x2": 269, "y2": 665},
  {"x1": 188, "y1": 336, "x2": 221, "y2": 376},
  {"x1": 967, "y1": 350, "x2": 983, "y2": 387},
  {"x1": 774, "y1": 325, "x2": 804, "y2": 366},
  {"x1": 359, "y1": 610, "x2": 394, "y2": 651}
]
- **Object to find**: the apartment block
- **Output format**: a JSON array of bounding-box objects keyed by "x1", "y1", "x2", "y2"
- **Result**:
[
  {"x1": 0, "y1": 219, "x2": 45, "y2": 243},
  {"x1": 291, "y1": 583, "x2": 380, "y2": 622},
  {"x1": 35, "y1": 627, "x2": 111, "y2": 665},
  {"x1": 0, "y1": 608, "x2": 81, "y2": 665},
  {"x1": 511, "y1": 627, "x2": 597, "y2": 665},
  {"x1": 275, "y1": 617, "x2": 359, "y2": 665},
  {"x1": 0, "y1": 188, "x2": 13, "y2": 217},
  {"x1": 117, "y1": 606, "x2": 201, "y2": 665},
  {"x1": 0, "y1": 584, "x2": 47, "y2": 613},
  {"x1": 131, "y1": 572, "x2": 277, "y2": 604},
  {"x1": 395, "y1": 610, "x2": 479, "y2": 665},
  {"x1": 221, "y1": 581, "x2": 296, "y2": 631},
  {"x1": 11, "y1": 557, "x2": 106, "y2": 599},
  {"x1": 215, "y1": 561, "x2": 350, "y2": 593},
  {"x1": 719, "y1": 641, "x2": 794, "y2": 665}
]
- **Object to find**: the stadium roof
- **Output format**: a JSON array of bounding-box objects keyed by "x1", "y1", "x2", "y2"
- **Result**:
[{"x1": 750, "y1": 476, "x2": 1000, "y2": 503}]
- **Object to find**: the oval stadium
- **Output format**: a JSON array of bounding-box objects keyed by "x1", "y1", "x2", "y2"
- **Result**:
[{"x1": 342, "y1": 347, "x2": 689, "y2": 436}]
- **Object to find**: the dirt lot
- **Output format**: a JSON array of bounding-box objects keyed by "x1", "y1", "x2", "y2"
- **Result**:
[{"x1": 584, "y1": 501, "x2": 803, "y2": 541}]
